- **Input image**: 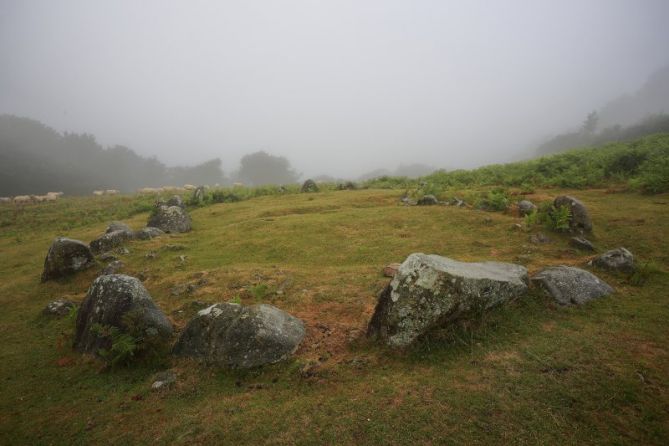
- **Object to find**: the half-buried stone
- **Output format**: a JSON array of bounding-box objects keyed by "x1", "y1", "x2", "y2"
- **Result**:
[
  {"x1": 41, "y1": 237, "x2": 95, "y2": 282},
  {"x1": 133, "y1": 226, "x2": 165, "y2": 240},
  {"x1": 173, "y1": 303, "x2": 305, "y2": 368},
  {"x1": 531, "y1": 266, "x2": 613, "y2": 305},
  {"x1": 73, "y1": 274, "x2": 173, "y2": 354},
  {"x1": 367, "y1": 253, "x2": 529, "y2": 348},
  {"x1": 591, "y1": 248, "x2": 635, "y2": 273},
  {"x1": 90, "y1": 229, "x2": 132, "y2": 254},
  {"x1": 147, "y1": 205, "x2": 192, "y2": 233}
]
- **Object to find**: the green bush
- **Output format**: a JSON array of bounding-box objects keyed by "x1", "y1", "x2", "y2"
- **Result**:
[{"x1": 476, "y1": 188, "x2": 510, "y2": 211}]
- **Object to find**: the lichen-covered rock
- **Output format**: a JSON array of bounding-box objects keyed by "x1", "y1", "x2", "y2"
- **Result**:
[
  {"x1": 41, "y1": 237, "x2": 95, "y2": 282},
  {"x1": 133, "y1": 226, "x2": 165, "y2": 240},
  {"x1": 90, "y1": 229, "x2": 132, "y2": 254},
  {"x1": 147, "y1": 205, "x2": 192, "y2": 233},
  {"x1": 73, "y1": 274, "x2": 173, "y2": 354},
  {"x1": 553, "y1": 195, "x2": 593, "y2": 233},
  {"x1": 166, "y1": 195, "x2": 185, "y2": 208},
  {"x1": 42, "y1": 298, "x2": 76, "y2": 317},
  {"x1": 367, "y1": 253, "x2": 529, "y2": 348},
  {"x1": 591, "y1": 248, "x2": 635, "y2": 273},
  {"x1": 301, "y1": 179, "x2": 319, "y2": 193},
  {"x1": 417, "y1": 195, "x2": 439, "y2": 206},
  {"x1": 173, "y1": 303, "x2": 305, "y2": 368},
  {"x1": 518, "y1": 200, "x2": 537, "y2": 216},
  {"x1": 531, "y1": 266, "x2": 613, "y2": 305},
  {"x1": 106, "y1": 221, "x2": 132, "y2": 234}
]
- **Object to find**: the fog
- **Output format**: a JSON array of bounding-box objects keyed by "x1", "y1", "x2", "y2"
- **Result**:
[{"x1": 1, "y1": 0, "x2": 668, "y2": 179}]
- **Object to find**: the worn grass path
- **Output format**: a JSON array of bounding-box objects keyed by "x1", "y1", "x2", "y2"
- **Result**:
[{"x1": 0, "y1": 189, "x2": 668, "y2": 445}]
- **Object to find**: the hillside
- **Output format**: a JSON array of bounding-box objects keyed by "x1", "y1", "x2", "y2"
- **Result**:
[{"x1": 1, "y1": 178, "x2": 668, "y2": 443}]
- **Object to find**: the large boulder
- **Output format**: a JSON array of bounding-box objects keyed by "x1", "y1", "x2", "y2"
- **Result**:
[
  {"x1": 553, "y1": 196, "x2": 593, "y2": 233},
  {"x1": 591, "y1": 248, "x2": 635, "y2": 273},
  {"x1": 133, "y1": 226, "x2": 165, "y2": 240},
  {"x1": 367, "y1": 253, "x2": 529, "y2": 348},
  {"x1": 41, "y1": 237, "x2": 95, "y2": 282},
  {"x1": 73, "y1": 274, "x2": 173, "y2": 354},
  {"x1": 517, "y1": 200, "x2": 537, "y2": 216},
  {"x1": 90, "y1": 229, "x2": 132, "y2": 254},
  {"x1": 147, "y1": 205, "x2": 192, "y2": 233},
  {"x1": 531, "y1": 266, "x2": 614, "y2": 305},
  {"x1": 173, "y1": 303, "x2": 305, "y2": 368},
  {"x1": 106, "y1": 221, "x2": 132, "y2": 234},
  {"x1": 301, "y1": 179, "x2": 319, "y2": 193}
]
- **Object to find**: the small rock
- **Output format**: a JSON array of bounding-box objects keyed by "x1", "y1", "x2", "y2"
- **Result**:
[
  {"x1": 553, "y1": 196, "x2": 593, "y2": 233},
  {"x1": 382, "y1": 263, "x2": 402, "y2": 278},
  {"x1": 530, "y1": 233, "x2": 551, "y2": 244},
  {"x1": 151, "y1": 370, "x2": 177, "y2": 390},
  {"x1": 483, "y1": 217, "x2": 493, "y2": 225},
  {"x1": 417, "y1": 195, "x2": 438, "y2": 206},
  {"x1": 570, "y1": 237, "x2": 595, "y2": 251},
  {"x1": 511, "y1": 223, "x2": 523, "y2": 231},
  {"x1": 42, "y1": 299, "x2": 76, "y2": 317},
  {"x1": 116, "y1": 247, "x2": 130, "y2": 255},
  {"x1": 106, "y1": 221, "x2": 132, "y2": 234},
  {"x1": 591, "y1": 248, "x2": 635, "y2": 273},
  {"x1": 145, "y1": 251, "x2": 158, "y2": 259},
  {"x1": 517, "y1": 200, "x2": 537, "y2": 216},
  {"x1": 192, "y1": 187, "x2": 206, "y2": 204},
  {"x1": 101, "y1": 260, "x2": 124, "y2": 276},
  {"x1": 133, "y1": 227, "x2": 165, "y2": 240},
  {"x1": 531, "y1": 266, "x2": 614, "y2": 305}
]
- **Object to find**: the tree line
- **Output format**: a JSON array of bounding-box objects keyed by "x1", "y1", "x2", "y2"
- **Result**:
[{"x1": 0, "y1": 115, "x2": 301, "y2": 195}]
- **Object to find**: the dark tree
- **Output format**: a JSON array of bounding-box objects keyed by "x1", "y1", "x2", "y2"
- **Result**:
[{"x1": 236, "y1": 151, "x2": 299, "y2": 186}]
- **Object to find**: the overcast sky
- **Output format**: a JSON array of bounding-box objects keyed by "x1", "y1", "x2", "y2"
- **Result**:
[{"x1": 1, "y1": 0, "x2": 668, "y2": 177}]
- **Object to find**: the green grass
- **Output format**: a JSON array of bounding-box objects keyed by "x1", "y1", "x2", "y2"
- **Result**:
[{"x1": 0, "y1": 186, "x2": 668, "y2": 445}]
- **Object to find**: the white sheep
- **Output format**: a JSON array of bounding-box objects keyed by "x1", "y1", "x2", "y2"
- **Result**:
[
  {"x1": 183, "y1": 184, "x2": 196, "y2": 190},
  {"x1": 14, "y1": 195, "x2": 32, "y2": 204},
  {"x1": 93, "y1": 190, "x2": 104, "y2": 196},
  {"x1": 105, "y1": 189, "x2": 120, "y2": 195},
  {"x1": 0, "y1": 197, "x2": 12, "y2": 204}
]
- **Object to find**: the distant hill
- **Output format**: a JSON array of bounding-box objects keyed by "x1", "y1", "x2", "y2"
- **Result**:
[{"x1": 536, "y1": 65, "x2": 669, "y2": 156}]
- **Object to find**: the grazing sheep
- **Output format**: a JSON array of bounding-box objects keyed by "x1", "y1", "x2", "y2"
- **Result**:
[
  {"x1": 93, "y1": 190, "x2": 104, "y2": 196},
  {"x1": 14, "y1": 195, "x2": 32, "y2": 204},
  {"x1": 0, "y1": 197, "x2": 12, "y2": 204},
  {"x1": 42, "y1": 194, "x2": 57, "y2": 202},
  {"x1": 105, "y1": 189, "x2": 120, "y2": 195},
  {"x1": 47, "y1": 192, "x2": 64, "y2": 197},
  {"x1": 183, "y1": 184, "x2": 196, "y2": 190},
  {"x1": 232, "y1": 182, "x2": 244, "y2": 187}
]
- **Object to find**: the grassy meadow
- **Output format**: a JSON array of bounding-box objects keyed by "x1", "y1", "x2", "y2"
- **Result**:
[{"x1": 1, "y1": 183, "x2": 669, "y2": 444}]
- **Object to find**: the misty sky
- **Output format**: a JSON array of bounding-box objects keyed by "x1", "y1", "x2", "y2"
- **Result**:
[{"x1": 1, "y1": 0, "x2": 668, "y2": 178}]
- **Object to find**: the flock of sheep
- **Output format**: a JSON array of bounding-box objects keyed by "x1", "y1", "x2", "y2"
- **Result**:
[
  {"x1": 1, "y1": 191, "x2": 64, "y2": 204},
  {"x1": 0, "y1": 183, "x2": 233, "y2": 205}
]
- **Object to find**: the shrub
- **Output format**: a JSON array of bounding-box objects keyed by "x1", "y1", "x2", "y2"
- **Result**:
[{"x1": 476, "y1": 188, "x2": 510, "y2": 211}]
